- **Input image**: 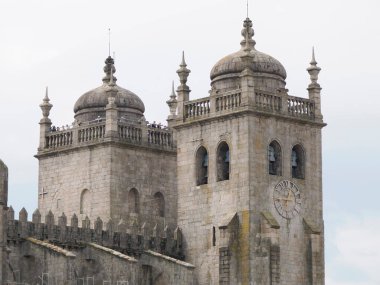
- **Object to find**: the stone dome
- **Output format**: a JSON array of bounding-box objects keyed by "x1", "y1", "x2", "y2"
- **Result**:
[
  {"x1": 210, "y1": 49, "x2": 287, "y2": 81},
  {"x1": 210, "y1": 18, "x2": 287, "y2": 92},
  {"x1": 74, "y1": 84, "x2": 145, "y2": 114},
  {"x1": 74, "y1": 56, "x2": 145, "y2": 123}
]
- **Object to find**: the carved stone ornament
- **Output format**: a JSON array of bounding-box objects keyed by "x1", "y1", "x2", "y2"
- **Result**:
[{"x1": 273, "y1": 180, "x2": 301, "y2": 219}]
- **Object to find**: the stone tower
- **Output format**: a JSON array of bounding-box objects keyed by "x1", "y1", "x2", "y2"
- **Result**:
[
  {"x1": 36, "y1": 56, "x2": 178, "y2": 228},
  {"x1": 168, "y1": 17, "x2": 325, "y2": 284}
]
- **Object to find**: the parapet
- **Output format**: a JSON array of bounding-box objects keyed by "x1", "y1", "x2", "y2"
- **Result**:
[{"x1": 6, "y1": 207, "x2": 184, "y2": 260}]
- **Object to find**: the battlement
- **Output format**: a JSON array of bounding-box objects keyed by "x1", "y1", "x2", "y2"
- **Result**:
[{"x1": 6, "y1": 207, "x2": 184, "y2": 260}]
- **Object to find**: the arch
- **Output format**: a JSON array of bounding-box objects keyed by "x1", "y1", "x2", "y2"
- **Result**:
[
  {"x1": 80, "y1": 189, "x2": 90, "y2": 215},
  {"x1": 196, "y1": 146, "x2": 209, "y2": 185},
  {"x1": 268, "y1": 140, "x2": 282, "y2": 176},
  {"x1": 291, "y1": 144, "x2": 305, "y2": 179},
  {"x1": 216, "y1": 141, "x2": 230, "y2": 181},
  {"x1": 128, "y1": 188, "x2": 140, "y2": 214},
  {"x1": 153, "y1": 192, "x2": 165, "y2": 217}
]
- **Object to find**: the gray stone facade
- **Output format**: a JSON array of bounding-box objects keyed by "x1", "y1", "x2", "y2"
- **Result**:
[{"x1": 0, "y1": 16, "x2": 325, "y2": 285}]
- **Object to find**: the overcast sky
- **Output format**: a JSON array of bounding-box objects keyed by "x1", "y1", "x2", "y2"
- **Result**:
[{"x1": 1, "y1": 0, "x2": 379, "y2": 284}]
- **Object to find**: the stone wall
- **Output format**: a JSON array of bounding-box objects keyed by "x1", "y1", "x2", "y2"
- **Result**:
[
  {"x1": 248, "y1": 115, "x2": 324, "y2": 285},
  {"x1": 4, "y1": 239, "x2": 194, "y2": 284},
  {"x1": 175, "y1": 114, "x2": 250, "y2": 284},
  {"x1": 36, "y1": 141, "x2": 177, "y2": 227}
]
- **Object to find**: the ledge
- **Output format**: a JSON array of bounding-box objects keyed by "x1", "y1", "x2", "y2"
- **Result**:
[
  {"x1": 145, "y1": 250, "x2": 195, "y2": 269},
  {"x1": 87, "y1": 242, "x2": 138, "y2": 263},
  {"x1": 25, "y1": 237, "x2": 76, "y2": 257}
]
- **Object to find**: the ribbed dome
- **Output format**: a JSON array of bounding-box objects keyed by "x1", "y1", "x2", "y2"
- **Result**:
[
  {"x1": 73, "y1": 56, "x2": 145, "y2": 122},
  {"x1": 210, "y1": 49, "x2": 287, "y2": 81},
  {"x1": 210, "y1": 18, "x2": 287, "y2": 89},
  {"x1": 74, "y1": 84, "x2": 145, "y2": 114}
]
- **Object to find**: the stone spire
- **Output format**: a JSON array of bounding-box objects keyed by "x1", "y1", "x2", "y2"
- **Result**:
[
  {"x1": 102, "y1": 56, "x2": 117, "y2": 84},
  {"x1": 105, "y1": 60, "x2": 119, "y2": 138},
  {"x1": 40, "y1": 87, "x2": 53, "y2": 122},
  {"x1": 240, "y1": 17, "x2": 256, "y2": 50},
  {"x1": 307, "y1": 47, "x2": 321, "y2": 88},
  {"x1": 307, "y1": 47, "x2": 322, "y2": 120},
  {"x1": 167, "y1": 81, "x2": 178, "y2": 118},
  {"x1": 176, "y1": 52, "x2": 191, "y2": 117},
  {"x1": 177, "y1": 51, "x2": 191, "y2": 87},
  {"x1": 39, "y1": 87, "x2": 53, "y2": 149}
]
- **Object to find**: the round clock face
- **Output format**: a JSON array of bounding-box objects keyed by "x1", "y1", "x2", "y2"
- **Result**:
[{"x1": 273, "y1": 180, "x2": 301, "y2": 219}]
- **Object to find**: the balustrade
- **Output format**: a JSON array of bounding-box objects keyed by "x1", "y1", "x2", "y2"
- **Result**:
[
  {"x1": 287, "y1": 96, "x2": 315, "y2": 119},
  {"x1": 255, "y1": 92, "x2": 282, "y2": 113},
  {"x1": 78, "y1": 123, "x2": 105, "y2": 143},
  {"x1": 147, "y1": 128, "x2": 172, "y2": 147},
  {"x1": 46, "y1": 130, "x2": 73, "y2": 149},
  {"x1": 118, "y1": 124, "x2": 142, "y2": 142},
  {"x1": 215, "y1": 91, "x2": 242, "y2": 111},
  {"x1": 184, "y1": 98, "x2": 210, "y2": 119}
]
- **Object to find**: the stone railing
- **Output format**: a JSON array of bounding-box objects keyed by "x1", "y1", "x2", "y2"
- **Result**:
[
  {"x1": 78, "y1": 122, "x2": 106, "y2": 143},
  {"x1": 215, "y1": 90, "x2": 242, "y2": 111},
  {"x1": 148, "y1": 127, "x2": 173, "y2": 148},
  {"x1": 287, "y1": 96, "x2": 315, "y2": 119},
  {"x1": 118, "y1": 123, "x2": 142, "y2": 143},
  {"x1": 7, "y1": 207, "x2": 184, "y2": 260},
  {"x1": 184, "y1": 97, "x2": 210, "y2": 119},
  {"x1": 43, "y1": 121, "x2": 175, "y2": 152},
  {"x1": 255, "y1": 91, "x2": 282, "y2": 113},
  {"x1": 45, "y1": 130, "x2": 74, "y2": 149}
]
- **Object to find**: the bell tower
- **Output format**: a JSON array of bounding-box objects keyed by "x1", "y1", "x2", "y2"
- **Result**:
[{"x1": 168, "y1": 17, "x2": 325, "y2": 285}]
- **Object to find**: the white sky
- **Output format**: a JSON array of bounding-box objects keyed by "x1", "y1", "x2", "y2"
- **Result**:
[{"x1": 1, "y1": 0, "x2": 379, "y2": 284}]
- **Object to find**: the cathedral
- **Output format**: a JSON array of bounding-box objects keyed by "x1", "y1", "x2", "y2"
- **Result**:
[{"x1": 0, "y1": 16, "x2": 325, "y2": 285}]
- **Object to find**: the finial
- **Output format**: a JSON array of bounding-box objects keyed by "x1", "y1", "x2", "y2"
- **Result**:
[
  {"x1": 180, "y1": 51, "x2": 187, "y2": 67},
  {"x1": 171, "y1": 81, "x2": 176, "y2": 99},
  {"x1": 240, "y1": 17, "x2": 256, "y2": 49},
  {"x1": 106, "y1": 59, "x2": 118, "y2": 99},
  {"x1": 102, "y1": 56, "x2": 117, "y2": 83},
  {"x1": 167, "y1": 80, "x2": 178, "y2": 113},
  {"x1": 177, "y1": 51, "x2": 191, "y2": 86},
  {"x1": 40, "y1": 87, "x2": 53, "y2": 120},
  {"x1": 44, "y1": 86, "x2": 49, "y2": 102},
  {"x1": 307, "y1": 47, "x2": 321, "y2": 87},
  {"x1": 311, "y1": 46, "x2": 317, "y2": 65}
]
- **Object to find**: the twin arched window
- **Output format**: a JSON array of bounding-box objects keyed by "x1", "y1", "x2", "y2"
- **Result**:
[
  {"x1": 267, "y1": 142, "x2": 305, "y2": 179},
  {"x1": 196, "y1": 142, "x2": 230, "y2": 185}
]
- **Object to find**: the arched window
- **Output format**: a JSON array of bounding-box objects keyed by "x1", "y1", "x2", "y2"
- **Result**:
[
  {"x1": 217, "y1": 142, "x2": 230, "y2": 181},
  {"x1": 268, "y1": 141, "x2": 282, "y2": 175},
  {"x1": 153, "y1": 192, "x2": 165, "y2": 217},
  {"x1": 80, "y1": 189, "x2": 90, "y2": 215},
  {"x1": 196, "y1": 146, "x2": 208, "y2": 185},
  {"x1": 128, "y1": 188, "x2": 140, "y2": 214},
  {"x1": 291, "y1": 144, "x2": 305, "y2": 179}
]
